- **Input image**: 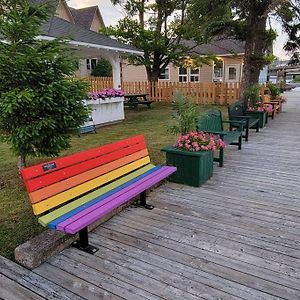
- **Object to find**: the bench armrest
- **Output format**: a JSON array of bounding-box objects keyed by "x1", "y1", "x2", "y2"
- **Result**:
[
  {"x1": 223, "y1": 120, "x2": 243, "y2": 131},
  {"x1": 231, "y1": 115, "x2": 251, "y2": 119},
  {"x1": 201, "y1": 130, "x2": 227, "y2": 137}
]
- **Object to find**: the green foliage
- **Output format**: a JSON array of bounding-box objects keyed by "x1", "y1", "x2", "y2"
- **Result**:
[
  {"x1": 187, "y1": 0, "x2": 300, "y2": 101},
  {"x1": 267, "y1": 83, "x2": 281, "y2": 98},
  {"x1": 103, "y1": 0, "x2": 204, "y2": 81},
  {"x1": 0, "y1": 1, "x2": 89, "y2": 165},
  {"x1": 168, "y1": 92, "x2": 198, "y2": 135},
  {"x1": 244, "y1": 84, "x2": 261, "y2": 107},
  {"x1": 91, "y1": 58, "x2": 113, "y2": 77}
]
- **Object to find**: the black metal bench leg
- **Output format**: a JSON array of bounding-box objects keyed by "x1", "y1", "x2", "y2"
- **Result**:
[
  {"x1": 256, "y1": 123, "x2": 259, "y2": 132},
  {"x1": 238, "y1": 135, "x2": 242, "y2": 150},
  {"x1": 140, "y1": 191, "x2": 154, "y2": 210},
  {"x1": 219, "y1": 148, "x2": 224, "y2": 167},
  {"x1": 245, "y1": 126, "x2": 249, "y2": 142},
  {"x1": 72, "y1": 227, "x2": 99, "y2": 254}
]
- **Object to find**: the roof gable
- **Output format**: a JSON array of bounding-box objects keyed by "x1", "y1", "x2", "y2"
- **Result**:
[
  {"x1": 70, "y1": 6, "x2": 104, "y2": 31},
  {"x1": 55, "y1": 0, "x2": 75, "y2": 23}
]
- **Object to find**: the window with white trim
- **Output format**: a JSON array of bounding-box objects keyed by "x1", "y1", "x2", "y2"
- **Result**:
[
  {"x1": 86, "y1": 59, "x2": 91, "y2": 70},
  {"x1": 159, "y1": 68, "x2": 170, "y2": 80},
  {"x1": 228, "y1": 67, "x2": 237, "y2": 80},
  {"x1": 178, "y1": 67, "x2": 199, "y2": 82},
  {"x1": 213, "y1": 60, "x2": 223, "y2": 82},
  {"x1": 190, "y1": 68, "x2": 200, "y2": 82},
  {"x1": 179, "y1": 67, "x2": 188, "y2": 82},
  {"x1": 86, "y1": 58, "x2": 98, "y2": 70}
]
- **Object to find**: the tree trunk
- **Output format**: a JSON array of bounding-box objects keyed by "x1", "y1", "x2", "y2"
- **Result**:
[
  {"x1": 17, "y1": 155, "x2": 26, "y2": 172},
  {"x1": 240, "y1": 15, "x2": 268, "y2": 104}
]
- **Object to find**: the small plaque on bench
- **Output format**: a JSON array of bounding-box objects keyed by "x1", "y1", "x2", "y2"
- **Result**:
[{"x1": 42, "y1": 162, "x2": 57, "y2": 172}]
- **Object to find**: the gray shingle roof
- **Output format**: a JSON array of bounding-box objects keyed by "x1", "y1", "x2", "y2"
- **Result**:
[
  {"x1": 183, "y1": 38, "x2": 245, "y2": 56},
  {"x1": 41, "y1": 16, "x2": 142, "y2": 54},
  {"x1": 69, "y1": 6, "x2": 98, "y2": 30}
]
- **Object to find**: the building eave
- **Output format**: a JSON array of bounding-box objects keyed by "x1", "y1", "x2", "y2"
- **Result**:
[{"x1": 37, "y1": 35, "x2": 144, "y2": 56}]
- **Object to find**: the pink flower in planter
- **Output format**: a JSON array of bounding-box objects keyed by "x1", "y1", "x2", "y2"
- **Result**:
[
  {"x1": 87, "y1": 88, "x2": 125, "y2": 100},
  {"x1": 174, "y1": 131, "x2": 226, "y2": 152}
]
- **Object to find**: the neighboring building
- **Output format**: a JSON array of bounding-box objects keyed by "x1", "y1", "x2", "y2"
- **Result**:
[
  {"x1": 38, "y1": 0, "x2": 107, "y2": 77},
  {"x1": 22, "y1": 0, "x2": 143, "y2": 87},
  {"x1": 268, "y1": 53, "x2": 300, "y2": 83},
  {"x1": 122, "y1": 38, "x2": 245, "y2": 83}
]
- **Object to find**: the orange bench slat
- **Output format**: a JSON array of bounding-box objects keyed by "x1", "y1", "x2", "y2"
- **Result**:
[{"x1": 29, "y1": 149, "x2": 149, "y2": 204}]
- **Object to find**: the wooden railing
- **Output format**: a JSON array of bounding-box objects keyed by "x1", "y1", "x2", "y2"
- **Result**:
[{"x1": 84, "y1": 77, "x2": 241, "y2": 105}]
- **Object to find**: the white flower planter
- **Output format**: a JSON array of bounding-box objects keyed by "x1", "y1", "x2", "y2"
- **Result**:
[{"x1": 85, "y1": 97, "x2": 125, "y2": 126}]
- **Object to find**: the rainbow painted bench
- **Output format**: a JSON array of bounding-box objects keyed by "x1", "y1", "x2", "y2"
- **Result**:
[{"x1": 21, "y1": 135, "x2": 176, "y2": 254}]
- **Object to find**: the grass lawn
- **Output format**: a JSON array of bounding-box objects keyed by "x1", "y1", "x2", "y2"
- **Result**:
[{"x1": 0, "y1": 102, "x2": 227, "y2": 260}]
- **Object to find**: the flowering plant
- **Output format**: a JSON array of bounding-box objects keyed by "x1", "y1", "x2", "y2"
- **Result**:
[
  {"x1": 88, "y1": 88, "x2": 125, "y2": 100},
  {"x1": 174, "y1": 131, "x2": 226, "y2": 152},
  {"x1": 247, "y1": 101, "x2": 273, "y2": 113}
]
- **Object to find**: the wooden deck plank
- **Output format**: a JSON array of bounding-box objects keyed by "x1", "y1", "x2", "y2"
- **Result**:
[
  {"x1": 29, "y1": 90, "x2": 300, "y2": 299},
  {"x1": 34, "y1": 262, "x2": 122, "y2": 300},
  {"x1": 89, "y1": 232, "x2": 278, "y2": 300},
  {"x1": 0, "y1": 255, "x2": 82, "y2": 300},
  {"x1": 46, "y1": 253, "x2": 163, "y2": 300},
  {"x1": 0, "y1": 274, "x2": 44, "y2": 300},
  {"x1": 101, "y1": 218, "x2": 300, "y2": 299}
]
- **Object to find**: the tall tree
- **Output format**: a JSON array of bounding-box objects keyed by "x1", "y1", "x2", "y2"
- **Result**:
[
  {"x1": 188, "y1": 0, "x2": 300, "y2": 102},
  {"x1": 103, "y1": 0, "x2": 205, "y2": 82},
  {"x1": 0, "y1": 0, "x2": 89, "y2": 169}
]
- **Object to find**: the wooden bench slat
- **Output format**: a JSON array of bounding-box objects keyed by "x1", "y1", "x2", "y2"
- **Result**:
[
  {"x1": 25, "y1": 141, "x2": 147, "y2": 193},
  {"x1": 21, "y1": 135, "x2": 145, "y2": 181},
  {"x1": 58, "y1": 166, "x2": 176, "y2": 234},
  {"x1": 47, "y1": 165, "x2": 161, "y2": 229},
  {"x1": 32, "y1": 156, "x2": 150, "y2": 215},
  {"x1": 29, "y1": 149, "x2": 149, "y2": 203},
  {"x1": 38, "y1": 164, "x2": 156, "y2": 227}
]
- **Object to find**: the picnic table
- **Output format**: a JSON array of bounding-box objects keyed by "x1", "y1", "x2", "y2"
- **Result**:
[{"x1": 124, "y1": 93, "x2": 153, "y2": 109}]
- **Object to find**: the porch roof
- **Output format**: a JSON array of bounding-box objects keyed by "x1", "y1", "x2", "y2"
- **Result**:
[{"x1": 40, "y1": 16, "x2": 143, "y2": 56}]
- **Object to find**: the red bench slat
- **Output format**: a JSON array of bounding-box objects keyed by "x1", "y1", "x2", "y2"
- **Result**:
[
  {"x1": 24, "y1": 142, "x2": 147, "y2": 193},
  {"x1": 21, "y1": 135, "x2": 145, "y2": 181}
]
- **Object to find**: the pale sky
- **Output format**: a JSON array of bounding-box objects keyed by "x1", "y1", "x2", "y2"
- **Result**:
[{"x1": 68, "y1": 0, "x2": 290, "y2": 60}]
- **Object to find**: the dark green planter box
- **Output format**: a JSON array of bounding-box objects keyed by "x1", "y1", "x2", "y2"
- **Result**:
[
  {"x1": 161, "y1": 147, "x2": 213, "y2": 187},
  {"x1": 246, "y1": 111, "x2": 267, "y2": 128}
]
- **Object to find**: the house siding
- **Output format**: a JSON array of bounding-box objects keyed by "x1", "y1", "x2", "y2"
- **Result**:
[
  {"x1": 121, "y1": 58, "x2": 242, "y2": 83},
  {"x1": 122, "y1": 63, "x2": 148, "y2": 81},
  {"x1": 200, "y1": 64, "x2": 213, "y2": 82}
]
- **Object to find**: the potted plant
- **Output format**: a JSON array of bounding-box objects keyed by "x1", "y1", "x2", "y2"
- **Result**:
[
  {"x1": 86, "y1": 88, "x2": 125, "y2": 125},
  {"x1": 244, "y1": 84, "x2": 268, "y2": 128},
  {"x1": 162, "y1": 131, "x2": 225, "y2": 187}
]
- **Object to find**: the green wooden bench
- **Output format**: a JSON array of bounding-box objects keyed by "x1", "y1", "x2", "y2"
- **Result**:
[
  {"x1": 228, "y1": 102, "x2": 259, "y2": 142},
  {"x1": 196, "y1": 110, "x2": 242, "y2": 167},
  {"x1": 20, "y1": 135, "x2": 176, "y2": 254}
]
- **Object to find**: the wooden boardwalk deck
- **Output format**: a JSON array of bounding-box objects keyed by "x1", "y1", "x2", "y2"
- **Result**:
[{"x1": 2, "y1": 90, "x2": 300, "y2": 300}]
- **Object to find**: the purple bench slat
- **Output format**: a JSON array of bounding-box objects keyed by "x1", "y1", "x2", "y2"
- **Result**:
[
  {"x1": 56, "y1": 166, "x2": 167, "y2": 231},
  {"x1": 59, "y1": 166, "x2": 176, "y2": 234}
]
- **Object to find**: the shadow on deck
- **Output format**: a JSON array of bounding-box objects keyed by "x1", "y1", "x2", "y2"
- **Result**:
[{"x1": 2, "y1": 90, "x2": 300, "y2": 300}]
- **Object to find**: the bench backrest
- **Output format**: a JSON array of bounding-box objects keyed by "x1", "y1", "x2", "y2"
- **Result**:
[
  {"x1": 196, "y1": 110, "x2": 224, "y2": 132},
  {"x1": 21, "y1": 135, "x2": 150, "y2": 216},
  {"x1": 228, "y1": 102, "x2": 246, "y2": 119}
]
